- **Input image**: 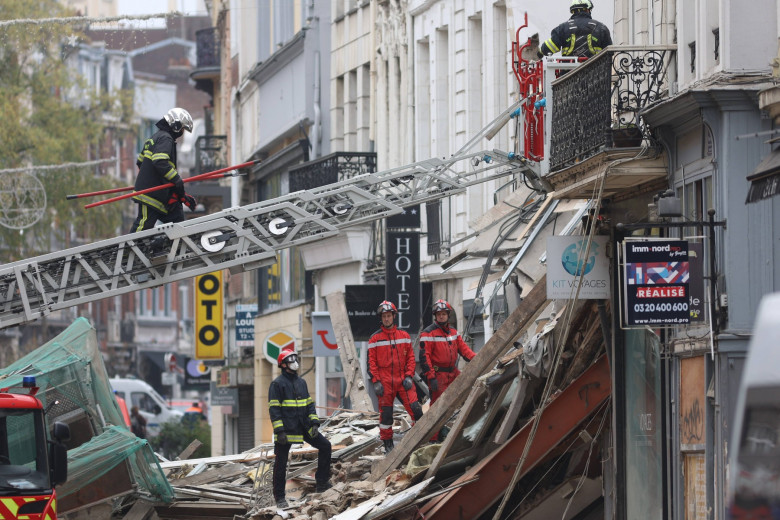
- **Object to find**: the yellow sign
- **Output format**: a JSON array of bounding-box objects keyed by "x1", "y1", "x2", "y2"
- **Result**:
[{"x1": 195, "y1": 271, "x2": 223, "y2": 359}]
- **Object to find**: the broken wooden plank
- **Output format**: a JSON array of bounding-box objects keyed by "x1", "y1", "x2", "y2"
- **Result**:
[
  {"x1": 175, "y1": 439, "x2": 203, "y2": 461},
  {"x1": 369, "y1": 275, "x2": 549, "y2": 481},
  {"x1": 326, "y1": 291, "x2": 374, "y2": 412},
  {"x1": 170, "y1": 463, "x2": 249, "y2": 487},
  {"x1": 117, "y1": 500, "x2": 155, "y2": 520},
  {"x1": 424, "y1": 383, "x2": 487, "y2": 479},
  {"x1": 494, "y1": 376, "x2": 539, "y2": 445},
  {"x1": 418, "y1": 354, "x2": 611, "y2": 519},
  {"x1": 153, "y1": 501, "x2": 247, "y2": 519}
]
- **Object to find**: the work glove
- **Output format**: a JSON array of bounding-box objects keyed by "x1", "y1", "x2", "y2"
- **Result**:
[
  {"x1": 173, "y1": 177, "x2": 186, "y2": 197},
  {"x1": 402, "y1": 376, "x2": 413, "y2": 390},
  {"x1": 310, "y1": 424, "x2": 319, "y2": 437},
  {"x1": 275, "y1": 431, "x2": 288, "y2": 444},
  {"x1": 428, "y1": 378, "x2": 439, "y2": 393},
  {"x1": 182, "y1": 193, "x2": 197, "y2": 211},
  {"x1": 373, "y1": 381, "x2": 384, "y2": 397}
]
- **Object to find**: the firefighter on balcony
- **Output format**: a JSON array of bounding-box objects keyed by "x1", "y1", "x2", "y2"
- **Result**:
[
  {"x1": 420, "y1": 299, "x2": 476, "y2": 440},
  {"x1": 537, "y1": 0, "x2": 612, "y2": 60},
  {"x1": 269, "y1": 349, "x2": 332, "y2": 509},
  {"x1": 368, "y1": 301, "x2": 424, "y2": 454}
]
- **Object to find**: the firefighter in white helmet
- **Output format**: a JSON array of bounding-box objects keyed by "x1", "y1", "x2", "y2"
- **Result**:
[
  {"x1": 538, "y1": 0, "x2": 612, "y2": 60},
  {"x1": 130, "y1": 107, "x2": 197, "y2": 232}
]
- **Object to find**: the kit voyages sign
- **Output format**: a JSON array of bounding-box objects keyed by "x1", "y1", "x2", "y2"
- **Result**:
[{"x1": 623, "y1": 239, "x2": 690, "y2": 326}]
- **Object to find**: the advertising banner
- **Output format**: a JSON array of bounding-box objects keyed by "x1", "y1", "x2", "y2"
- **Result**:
[
  {"x1": 345, "y1": 285, "x2": 386, "y2": 341},
  {"x1": 210, "y1": 382, "x2": 239, "y2": 407},
  {"x1": 183, "y1": 357, "x2": 211, "y2": 388},
  {"x1": 195, "y1": 271, "x2": 224, "y2": 359},
  {"x1": 687, "y1": 243, "x2": 705, "y2": 322},
  {"x1": 312, "y1": 312, "x2": 340, "y2": 357},
  {"x1": 623, "y1": 239, "x2": 690, "y2": 326},
  {"x1": 235, "y1": 304, "x2": 258, "y2": 347},
  {"x1": 546, "y1": 236, "x2": 610, "y2": 299},
  {"x1": 386, "y1": 231, "x2": 421, "y2": 333},
  {"x1": 387, "y1": 205, "x2": 421, "y2": 229}
]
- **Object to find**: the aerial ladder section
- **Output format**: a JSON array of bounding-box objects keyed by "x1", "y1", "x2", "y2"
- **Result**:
[{"x1": 0, "y1": 145, "x2": 543, "y2": 330}]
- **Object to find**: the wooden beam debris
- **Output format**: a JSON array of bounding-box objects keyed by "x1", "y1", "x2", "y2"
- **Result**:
[
  {"x1": 370, "y1": 275, "x2": 549, "y2": 481},
  {"x1": 326, "y1": 291, "x2": 374, "y2": 412}
]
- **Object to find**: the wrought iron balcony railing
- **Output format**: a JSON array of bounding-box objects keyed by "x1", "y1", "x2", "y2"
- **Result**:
[
  {"x1": 195, "y1": 135, "x2": 228, "y2": 175},
  {"x1": 288, "y1": 151, "x2": 377, "y2": 192},
  {"x1": 549, "y1": 45, "x2": 676, "y2": 171},
  {"x1": 195, "y1": 27, "x2": 220, "y2": 69}
]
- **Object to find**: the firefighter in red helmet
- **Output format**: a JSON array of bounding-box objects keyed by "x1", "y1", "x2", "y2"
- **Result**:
[
  {"x1": 420, "y1": 299, "x2": 476, "y2": 438},
  {"x1": 268, "y1": 349, "x2": 331, "y2": 508},
  {"x1": 368, "y1": 300, "x2": 424, "y2": 454}
]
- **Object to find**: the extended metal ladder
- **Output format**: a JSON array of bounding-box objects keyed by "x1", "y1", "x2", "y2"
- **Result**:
[{"x1": 0, "y1": 149, "x2": 541, "y2": 330}]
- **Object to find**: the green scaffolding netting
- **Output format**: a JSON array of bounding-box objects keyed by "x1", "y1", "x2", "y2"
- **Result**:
[{"x1": 0, "y1": 318, "x2": 173, "y2": 504}]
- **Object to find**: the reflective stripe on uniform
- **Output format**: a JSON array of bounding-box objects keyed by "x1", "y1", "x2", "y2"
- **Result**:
[
  {"x1": 543, "y1": 38, "x2": 560, "y2": 53},
  {"x1": 588, "y1": 35, "x2": 601, "y2": 55},
  {"x1": 277, "y1": 434, "x2": 304, "y2": 443},
  {"x1": 367, "y1": 337, "x2": 413, "y2": 348},
  {"x1": 422, "y1": 335, "x2": 460, "y2": 343},
  {"x1": 277, "y1": 398, "x2": 311, "y2": 407},
  {"x1": 134, "y1": 204, "x2": 150, "y2": 232},
  {"x1": 133, "y1": 193, "x2": 168, "y2": 213}
]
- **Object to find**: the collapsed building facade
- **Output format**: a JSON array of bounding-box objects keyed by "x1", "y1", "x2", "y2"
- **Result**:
[
  {"x1": 191, "y1": 0, "x2": 780, "y2": 518},
  {"x1": 0, "y1": 0, "x2": 778, "y2": 519}
]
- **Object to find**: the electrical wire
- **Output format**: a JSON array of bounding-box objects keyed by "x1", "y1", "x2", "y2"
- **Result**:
[
  {"x1": 0, "y1": 157, "x2": 116, "y2": 174},
  {"x1": 491, "y1": 147, "x2": 644, "y2": 519},
  {"x1": 502, "y1": 399, "x2": 610, "y2": 519},
  {"x1": 462, "y1": 193, "x2": 542, "y2": 343}
]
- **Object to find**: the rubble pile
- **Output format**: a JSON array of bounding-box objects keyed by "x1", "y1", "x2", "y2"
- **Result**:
[{"x1": 114, "y1": 411, "x2": 440, "y2": 520}]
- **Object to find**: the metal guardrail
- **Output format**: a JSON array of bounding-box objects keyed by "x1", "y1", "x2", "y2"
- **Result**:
[
  {"x1": 288, "y1": 151, "x2": 377, "y2": 192},
  {"x1": 195, "y1": 27, "x2": 220, "y2": 69},
  {"x1": 195, "y1": 135, "x2": 228, "y2": 175},
  {"x1": 549, "y1": 45, "x2": 676, "y2": 171}
]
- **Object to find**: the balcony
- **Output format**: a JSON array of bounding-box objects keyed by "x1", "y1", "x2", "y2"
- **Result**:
[
  {"x1": 191, "y1": 27, "x2": 220, "y2": 94},
  {"x1": 544, "y1": 46, "x2": 676, "y2": 200},
  {"x1": 195, "y1": 135, "x2": 228, "y2": 175},
  {"x1": 291, "y1": 152, "x2": 379, "y2": 271},
  {"x1": 288, "y1": 151, "x2": 377, "y2": 192}
]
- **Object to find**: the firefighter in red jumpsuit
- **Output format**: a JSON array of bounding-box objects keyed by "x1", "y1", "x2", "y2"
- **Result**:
[
  {"x1": 368, "y1": 301, "x2": 424, "y2": 454},
  {"x1": 420, "y1": 299, "x2": 476, "y2": 405}
]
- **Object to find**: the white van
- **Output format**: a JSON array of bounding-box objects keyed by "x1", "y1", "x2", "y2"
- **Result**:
[
  {"x1": 110, "y1": 377, "x2": 183, "y2": 436},
  {"x1": 728, "y1": 293, "x2": 780, "y2": 518}
]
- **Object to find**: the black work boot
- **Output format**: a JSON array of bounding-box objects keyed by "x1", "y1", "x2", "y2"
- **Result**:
[
  {"x1": 383, "y1": 438, "x2": 394, "y2": 454},
  {"x1": 275, "y1": 497, "x2": 288, "y2": 508},
  {"x1": 315, "y1": 481, "x2": 332, "y2": 493}
]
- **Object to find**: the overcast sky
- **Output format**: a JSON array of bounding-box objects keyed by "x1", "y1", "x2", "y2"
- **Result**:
[{"x1": 117, "y1": 0, "x2": 206, "y2": 17}]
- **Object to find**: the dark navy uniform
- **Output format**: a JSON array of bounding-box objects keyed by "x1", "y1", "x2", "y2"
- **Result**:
[
  {"x1": 130, "y1": 119, "x2": 185, "y2": 232},
  {"x1": 539, "y1": 11, "x2": 612, "y2": 59},
  {"x1": 268, "y1": 369, "x2": 331, "y2": 503}
]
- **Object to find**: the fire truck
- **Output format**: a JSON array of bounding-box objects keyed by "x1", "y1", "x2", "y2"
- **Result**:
[{"x1": 0, "y1": 376, "x2": 69, "y2": 520}]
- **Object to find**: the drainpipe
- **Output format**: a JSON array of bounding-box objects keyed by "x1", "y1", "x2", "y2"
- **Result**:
[{"x1": 312, "y1": 50, "x2": 321, "y2": 159}]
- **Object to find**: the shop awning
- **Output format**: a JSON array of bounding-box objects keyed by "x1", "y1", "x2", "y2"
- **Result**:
[{"x1": 746, "y1": 148, "x2": 780, "y2": 203}]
